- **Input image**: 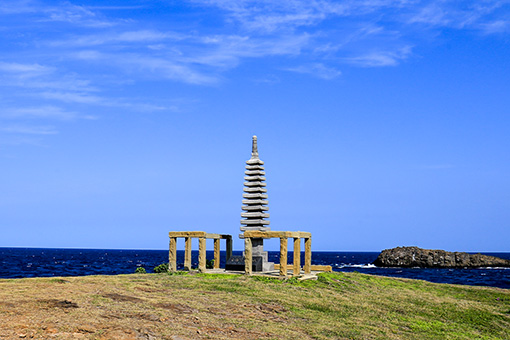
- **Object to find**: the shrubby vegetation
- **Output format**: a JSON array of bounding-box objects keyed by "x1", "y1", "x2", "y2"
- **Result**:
[
  {"x1": 134, "y1": 267, "x2": 146, "y2": 274},
  {"x1": 153, "y1": 263, "x2": 169, "y2": 273}
]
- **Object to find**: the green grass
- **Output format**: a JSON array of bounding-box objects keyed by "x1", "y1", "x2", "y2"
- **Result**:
[
  {"x1": 0, "y1": 271, "x2": 508, "y2": 339},
  {"x1": 151, "y1": 271, "x2": 510, "y2": 339}
]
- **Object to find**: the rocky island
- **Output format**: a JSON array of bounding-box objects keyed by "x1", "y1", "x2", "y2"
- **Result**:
[{"x1": 373, "y1": 246, "x2": 510, "y2": 268}]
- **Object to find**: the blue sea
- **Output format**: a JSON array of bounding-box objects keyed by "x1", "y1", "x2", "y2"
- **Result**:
[{"x1": 1, "y1": 248, "x2": 509, "y2": 289}]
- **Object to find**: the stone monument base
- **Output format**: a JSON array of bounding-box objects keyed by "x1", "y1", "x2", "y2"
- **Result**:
[{"x1": 225, "y1": 254, "x2": 274, "y2": 272}]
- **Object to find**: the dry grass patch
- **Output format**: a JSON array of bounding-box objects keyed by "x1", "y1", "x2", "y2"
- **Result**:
[{"x1": 0, "y1": 272, "x2": 508, "y2": 339}]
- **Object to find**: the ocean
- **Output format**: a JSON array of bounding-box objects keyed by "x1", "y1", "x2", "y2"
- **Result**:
[{"x1": 0, "y1": 248, "x2": 509, "y2": 289}]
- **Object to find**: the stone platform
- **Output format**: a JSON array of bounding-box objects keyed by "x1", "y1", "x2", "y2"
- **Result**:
[{"x1": 188, "y1": 267, "x2": 332, "y2": 281}]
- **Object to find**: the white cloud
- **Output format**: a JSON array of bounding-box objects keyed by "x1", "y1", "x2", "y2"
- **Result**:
[
  {"x1": 0, "y1": 124, "x2": 58, "y2": 135},
  {"x1": 43, "y1": 3, "x2": 114, "y2": 28},
  {"x1": 0, "y1": 106, "x2": 81, "y2": 120},
  {"x1": 0, "y1": 0, "x2": 36, "y2": 14},
  {"x1": 343, "y1": 46, "x2": 413, "y2": 67},
  {"x1": 285, "y1": 63, "x2": 342, "y2": 79},
  {"x1": 479, "y1": 20, "x2": 510, "y2": 34},
  {"x1": 0, "y1": 0, "x2": 509, "y2": 148},
  {"x1": 191, "y1": 0, "x2": 391, "y2": 32},
  {"x1": 39, "y1": 91, "x2": 105, "y2": 105},
  {"x1": 188, "y1": 34, "x2": 310, "y2": 68},
  {"x1": 50, "y1": 30, "x2": 184, "y2": 47},
  {"x1": 0, "y1": 62, "x2": 53, "y2": 77}
]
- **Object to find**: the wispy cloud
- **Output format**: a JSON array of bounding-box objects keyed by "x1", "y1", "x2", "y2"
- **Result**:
[
  {"x1": 0, "y1": 0, "x2": 36, "y2": 14},
  {"x1": 42, "y1": 3, "x2": 114, "y2": 28},
  {"x1": 187, "y1": 34, "x2": 310, "y2": 68},
  {"x1": 49, "y1": 30, "x2": 184, "y2": 47},
  {"x1": 479, "y1": 20, "x2": 510, "y2": 34},
  {"x1": 285, "y1": 63, "x2": 341, "y2": 79},
  {"x1": 1, "y1": 0, "x2": 509, "y2": 145},
  {"x1": 404, "y1": 1, "x2": 510, "y2": 31},
  {"x1": 0, "y1": 124, "x2": 58, "y2": 135},
  {"x1": 0, "y1": 62, "x2": 54, "y2": 77},
  {"x1": 343, "y1": 46, "x2": 413, "y2": 67},
  {"x1": 0, "y1": 106, "x2": 82, "y2": 120},
  {"x1": 191, "y1": 0, "x2": 391, "y2": 33}
]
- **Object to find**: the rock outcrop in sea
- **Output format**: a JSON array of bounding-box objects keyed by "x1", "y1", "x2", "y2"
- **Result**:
[{"x1": 373, "y1": 246, "x2": 510, "y2": 268}]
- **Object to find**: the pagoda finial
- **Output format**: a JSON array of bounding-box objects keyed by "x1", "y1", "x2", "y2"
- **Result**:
[{"x1": 251, "y1": 135, "x2": 259, "y2": 158}]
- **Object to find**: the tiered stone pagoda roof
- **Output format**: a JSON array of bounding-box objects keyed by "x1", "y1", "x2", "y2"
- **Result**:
[{"x1": 240, "y1": 136, "x2": 270, "y2": 231}]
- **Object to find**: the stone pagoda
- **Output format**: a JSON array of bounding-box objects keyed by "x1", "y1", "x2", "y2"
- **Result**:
[
  {"x1": 240, "y1": 135, "x2": 270, "y2": 232},
  {"x1": 170, "y1": 135, "x2": 317, "y2": 276},
  {"x1": 226, "y1": 135, "x2": 274, "y2": 272}
]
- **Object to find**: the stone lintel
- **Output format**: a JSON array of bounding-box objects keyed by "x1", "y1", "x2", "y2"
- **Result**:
[
  {"x1": 169, "y1": 231, "x2": 207, "y2": 238},
  {"x1": 239, "y1": 228, "x2": 271, "y2": 237},
  {"x1": 274, "y1": 264, "x2": 331, "y2": 272},
  {"x1": 243, "y1": 231, "x2": 311, "y2": 239},
  {"x1": 310, "y1": 265, "x2": 332, "y2": 272},
  {"x1": 168, "y1": 231, "x2": 231, "y2": 239}
]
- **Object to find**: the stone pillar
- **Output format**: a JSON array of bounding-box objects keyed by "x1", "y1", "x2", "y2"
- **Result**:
[
  {"x1": 293, "y1": 238, "x2": 301, "y2": 276},
  {"x1": 244, "y1": 237, "x2": 252, "y2": 275},
  {"x1": 279, "y1": 237, "x2": 288, "y2": 276},
  {"x1": 304, "y1": 237, "x2": 312, "y2": 274},
  {"x1": 169, "y1": 237, "x2": 177, "y2": 272},
  {"x1": 226, "y1": 236, "x2": 233, "y2": 261},
  {"x1": 198, "y1": 237, "x2": 206, "y2": 273},
  {"x1": 214, "y1": 239, "x2": 220, "y2": 269},
  {"x1": 184, "y1": 237, "x2": 192, "y2": 270}
]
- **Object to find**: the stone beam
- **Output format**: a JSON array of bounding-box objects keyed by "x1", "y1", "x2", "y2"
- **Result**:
[
  {"x1": 168, "y1": 231, "x2": 231, "y2": 239},
  {"x1": 243, "y1": 231, "x2": 312, "y2": 239},
  {"x1": 169, "y1": 231, "x2": 207, "y2": 238}
]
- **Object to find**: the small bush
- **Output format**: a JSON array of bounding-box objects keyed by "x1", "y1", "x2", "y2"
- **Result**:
[
  {"x1": 154, "y1": 263, "x2": 169, "y2": 273},
  {"x1": 135, "y1": 267, "x2": 146, "y2": 274},
  {"x1": 206, "y1": 259, "x2": 215, "y2": 269}
]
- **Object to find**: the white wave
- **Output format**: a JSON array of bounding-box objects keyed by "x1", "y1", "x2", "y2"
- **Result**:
[
  {"x1": 482, "y1": 267, "x2": 510, "y2": 270},
  {"x1": 337, "y1": 263, "x2": 377, "y2": 269}
]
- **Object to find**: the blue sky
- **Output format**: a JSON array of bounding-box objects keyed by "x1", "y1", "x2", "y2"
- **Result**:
[{"x1": 1, "y1": 0, "x2": 509, "y2": 252}]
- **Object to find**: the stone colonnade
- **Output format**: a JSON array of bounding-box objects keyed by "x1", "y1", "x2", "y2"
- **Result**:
[
  {"x1": 168, "y1": 231, "x2": 232, "y2": 273},
  {"x1": 243, "y1": 231, "x2": 311, "y2": 276}
]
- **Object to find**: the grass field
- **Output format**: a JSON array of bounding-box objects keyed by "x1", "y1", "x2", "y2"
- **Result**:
[{"x1": 0, "y1": 271, "x2": 509, "y2": 339}]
